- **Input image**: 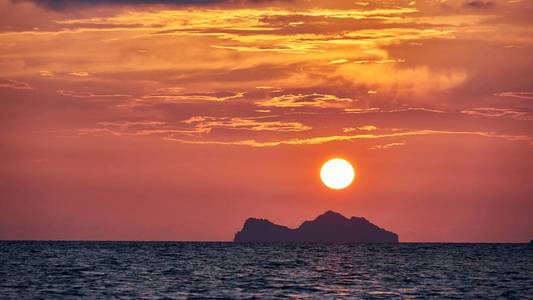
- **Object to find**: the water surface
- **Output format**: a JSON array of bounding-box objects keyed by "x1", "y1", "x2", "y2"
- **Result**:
[{"x1": 1, "y1": 242, "x2": 531, "y2": 299}]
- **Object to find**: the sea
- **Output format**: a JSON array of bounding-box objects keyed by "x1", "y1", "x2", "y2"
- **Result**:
[{"x1": 0, "y1": 241, "x2": 531, "y2": 299}]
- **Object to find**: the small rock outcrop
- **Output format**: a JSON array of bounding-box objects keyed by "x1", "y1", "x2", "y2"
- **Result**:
[{"x1": 234, "y1": 211, "x2": 399, "y2": 243}]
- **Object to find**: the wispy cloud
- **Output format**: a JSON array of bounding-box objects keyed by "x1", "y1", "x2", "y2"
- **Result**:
[
  {"x1": 370, "y1": 142, "x2": 406, "y2": 150},
  {"x1": 494, "y1": 92, "x2": 533, "y2": 100},
  {"x1": 39, "y1": 71, "x2": 54, "y2": 77},
  {"x1": 344, "y1": 107, "x2": 448, "y2": 114},
  {"x1": 57, "y1": 90, "x2": 131, "y2": 98},
  {"x1": 76, "y1": 121, "x2": 183, "y2": 136},
  {"x1": 256, "y1": 93, "x2": 353, "y2": 108},
  {"x1": 71, "y1": 116, "x2": 311, "y2": 138},
  {"x1": 24, "y1": 0, "x2": 287, "y2": 11},
  {"x1": 0, "y1": 79, "x2": 33, "y2": 90},
  {"x1": 461, "y1": 107, "x2": 532, "y2": 120},
  {"x1": 68, "y1": 72, "x2": 90, "y2": 77},
  {"x1": 329, "y1": 59, "x2": 349, "y2": 64},
  {"x1": 143, "y1": 88, "x2": 244, "y2": 102},
  {"x1": 166, "y1": 129, "x2": 532, "y2": 147},
  {"x1": 343, "y1": 125, "x2": 378, "y2": 132},
  {"x1": 211, "y1": 44, "x2": 321, "y2": 54},
  {"x1": 181, "y1": 116, "x2": 311, "y2": 133},
  {"x1": 465, "y1": 0, "x2": 495, "y2": 9}
]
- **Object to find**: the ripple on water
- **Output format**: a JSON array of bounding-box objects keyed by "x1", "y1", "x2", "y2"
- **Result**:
[{"x1": 0, "y1": 242, "x2": 532, "y2": 299}]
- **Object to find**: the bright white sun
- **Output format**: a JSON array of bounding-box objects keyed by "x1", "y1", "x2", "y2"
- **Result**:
[{"x1": 320, "y1": 158, "x2": 355, "y2": 190}]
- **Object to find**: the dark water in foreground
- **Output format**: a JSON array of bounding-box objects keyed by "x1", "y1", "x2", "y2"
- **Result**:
[{"x1": 0, "y1": 242, "x2": 531, "y2": 299}]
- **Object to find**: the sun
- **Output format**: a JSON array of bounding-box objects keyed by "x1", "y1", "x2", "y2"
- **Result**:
[{"x1": 320, "y1": 158, "x2": 355, "y2": 190}]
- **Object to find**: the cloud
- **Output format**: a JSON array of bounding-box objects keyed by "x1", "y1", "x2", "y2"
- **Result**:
[
  {"x1": 494, "y1": 92, "x2": 533, "y2": 100},
  {"x1": 335, "y1": 63, "x2": 467, "y2": 97},
  {"x1": 57, "y1": 90, "x2": 131, "y2": 98},
  {"x1": 370, "y1": 142, "x2": 406, "y2": 150},
  {"x1": 181, "y1": 116, "x2": 311, "y2": 133},
  {"x1": 39, "y1": 71, "x2": 54, "y2": 77},
  {"x1": 211, "y1": 44, "x2": 321, "y2": 54},
  {"x1": 343, "y1": 107, "x2": 447, "y2": 114},
  {"x1": 69, "y1": 72, "x2": 90, "y2": 77},
  {"x1": 343, "y1": 125, "x2": 377, "y2": 132},
  {"x1": 75, "y1": 121, "x2": 185, "y2": 136},
  {"x1": 465, "y1": 0, "x2": 494, "y2": 9},
  {"x1": 353, "y1": 59, "x2": 405, "y2": 65},
  {"x1": 143, "y1": 88, "x2": 244, "y2": 102},
  {"x1": 329, "y1": 59, "x2": 348, "y2": 64},
  {"x1": 71, "y1": 116, "x2": 311, "y2": 137},
  {"x1": 18, "y1": 0, "x2": 279, "y2": 10},
  {"x1": 166, "y1": 129, "x2": 532, "y2": 147},
  {"x1": 461, "y1": 107, "x2": 532, "y2": 120},
  {"x1": 256, "y1": 93, "x2": 353, "y2": 108},
  {"x1": 0, "y1": 79, "x2": 33, "y2": 90}
]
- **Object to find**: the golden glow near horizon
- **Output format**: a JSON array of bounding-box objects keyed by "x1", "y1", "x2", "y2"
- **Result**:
[{"x1": 320, "y1": 158, "x2": 355, "y2": 190}]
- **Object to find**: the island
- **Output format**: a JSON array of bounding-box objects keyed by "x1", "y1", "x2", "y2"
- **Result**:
[{"x1": 234, "y1": 210, "x2": 399, "y2": 243}]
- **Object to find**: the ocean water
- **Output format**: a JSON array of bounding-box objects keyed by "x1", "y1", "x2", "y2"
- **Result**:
[{"x1": 0, "y1": 242, "x2": 531, "y2": 299}]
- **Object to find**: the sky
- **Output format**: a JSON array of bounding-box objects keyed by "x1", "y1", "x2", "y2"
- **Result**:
[{"x1": 1, "y1": 0, "x2": 532, "y2": 242}]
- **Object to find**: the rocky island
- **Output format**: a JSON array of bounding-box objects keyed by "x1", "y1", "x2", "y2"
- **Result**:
[{"x1": 234, "y1": 211, "x2": 399, "y2": 243}]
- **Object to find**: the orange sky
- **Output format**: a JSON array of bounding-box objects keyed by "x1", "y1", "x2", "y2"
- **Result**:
[{"x1": 1, "y1": 0, "x2": 532, "y2": 242}]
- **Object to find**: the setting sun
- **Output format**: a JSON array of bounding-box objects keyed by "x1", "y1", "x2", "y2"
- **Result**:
[{"x1": 320, "y1": 158, "x2": 355, "y2": 190}]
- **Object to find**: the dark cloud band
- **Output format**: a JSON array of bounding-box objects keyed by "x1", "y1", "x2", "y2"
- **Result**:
[{"x1": 16, "y1": 0, "x2": 280, "y2": 10}]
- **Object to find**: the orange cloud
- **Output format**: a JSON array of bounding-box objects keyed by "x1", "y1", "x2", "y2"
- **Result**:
[
  {"x1": 343, "y1": 125, "x2": 378, "y2": 132},
  {"x1": 329, "y1": 58, "x2": 348, "y2": 64},
  {"x1": 256, "y1": 93, "x2": 353, "y2": 108},
  {"x1": 0, "y1": 79, "x2": 32, "y2": 90},
  {"x1": 181, "y1": 116, "x2": 312, "y2": 133},
  {"x1": 166, "y1": 129, "x2": 532, "y2": 147},
  {"x1": 370, "y1": 142, "x2": 406, "y2": 150},
  {"x1": 71, "y1": 117, "x2": 311, "y2": 138},
  {"x1": 494, "y1": 92, "x2": 533, "y2": 100},
  {"x1": 143, "y1": 88, "x2": 244, "y2": 102},
  {"x1": 57, "y1": 90, "x2": 131, "y2": 98},
  {"x1": 461, "y1": 107, "x2": 532, "y2": 121},
  {"x1": 68, "y1": 72, "x2": 90, "y2": 77}
]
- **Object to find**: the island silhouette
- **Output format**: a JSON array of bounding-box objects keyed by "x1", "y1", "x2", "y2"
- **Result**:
[{"x1": 234, "y1": 210, "x2": 399, "y2": 243}]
